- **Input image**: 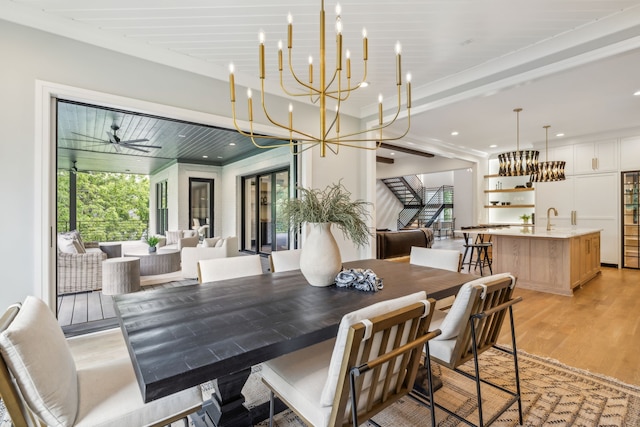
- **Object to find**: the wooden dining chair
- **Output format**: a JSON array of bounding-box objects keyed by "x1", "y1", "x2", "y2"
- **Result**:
[
  {"x1": 197, "y1": 254, "x2": 263, "y2": 283},
  {"x1": 413, "y1": 273, "x2": 523, "y2": 427},
  {"x1": 0, "y1": 296, "x2": 203, "y2": 427},
  {"x1": 261, "y1": 291, "x2": 441, "y2": 427},
  {"x1": 269, "y1": 249, "x2": 302, "y2": 273}
]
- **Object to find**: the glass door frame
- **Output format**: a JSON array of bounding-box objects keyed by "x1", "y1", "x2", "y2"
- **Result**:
[
  {"x1": 241, "y1": 168, "x2": 290, "y2": 255},
  {"x1": 188, "y1": 177, "x2": 214, "y2": 238}
]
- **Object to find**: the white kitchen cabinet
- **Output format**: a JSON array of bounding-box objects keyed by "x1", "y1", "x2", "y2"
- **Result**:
[
  {"x1": 574, "y1": 140, "x2": 618, "y2": 174},
  {"x1": 620, "y1": 137, "x2": 640, "y2": 171},
  {"x1": 548, "y1": 144, "x2": 574, "y2": 176},
  {"x1": 535, "y1": 172, "x2": 618, "y2": 265}
]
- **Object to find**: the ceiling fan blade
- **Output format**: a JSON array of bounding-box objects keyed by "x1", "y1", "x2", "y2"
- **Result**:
[
  {"x1": 121, "y1": 145, "x2": 150, "y2": 153},
  {"x1": 113, "y1": 143, "x2": 122, "y2": 153},
  {"x1": 70, "y1": 132, "x2": 107, "y2": 142},
  {"x1": 122, "y1": 142, "x2": 162, "y2": 149},
  {"x1": 61, "y1": 138, "x2": 109, "y2": 144},
  {"x1": 106, "y1": 131, "x2": 117, "y2": 143},
  {"x1": 119, "y1": 139, "x2": 149, "y2": 144}
]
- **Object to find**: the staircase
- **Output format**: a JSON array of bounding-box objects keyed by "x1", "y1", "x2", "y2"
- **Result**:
[{"x1": 381, "y1": 176, "x2": 454, "y2": 229}]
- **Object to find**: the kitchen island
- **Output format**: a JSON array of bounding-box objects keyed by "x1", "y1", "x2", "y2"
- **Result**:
[{"x1": 484, "y1": 227, "x2": 601, "y2": 296}]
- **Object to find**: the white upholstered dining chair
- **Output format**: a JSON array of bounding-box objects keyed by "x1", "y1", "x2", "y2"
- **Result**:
[
  {"x1": 261, "y1": 291, "x2": 441, "y2": 427},
  {"x1": 0, "y1": 296, "x2": 203, "y2": 427},
  {"x1": 410, "y1": 246, "x2": 462, "y2": 309},
  {"x1": 409, "y1": 246, "x2": 462, "y2": 272},
  {"x1": 268, "y1": 249, "x2": 302, "y2": 273},
  {"x1": 197, "y1": 254, "x2": 263, "y2": 283},
  {"x1": 414, "y1": 273, "x2": 523, "y2": 427}
]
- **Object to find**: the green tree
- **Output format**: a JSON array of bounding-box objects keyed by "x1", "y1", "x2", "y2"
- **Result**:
[{"x1": 57, "y1": 171, "x2": 150, "y2": 242}]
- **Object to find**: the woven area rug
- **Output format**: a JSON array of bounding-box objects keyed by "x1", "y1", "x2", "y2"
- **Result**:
[{"x1": 243, "y1": 347, "x2": 640, "y2": 427}]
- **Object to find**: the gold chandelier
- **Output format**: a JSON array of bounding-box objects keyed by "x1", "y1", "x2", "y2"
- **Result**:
[
  {"x1": 530, "y1": 125, "x2": 566, "y2": 182},
  {"x1": 498, "y1": 108, "x2": 539, "y2": 176},
  {"x1": 228, "y1": 1, "x2": 412, "y2": 157}
]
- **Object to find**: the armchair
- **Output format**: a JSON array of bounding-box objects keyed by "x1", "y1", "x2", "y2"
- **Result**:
[{"x1": 57, "y1": 231, "x2": 107, "y2": 294}]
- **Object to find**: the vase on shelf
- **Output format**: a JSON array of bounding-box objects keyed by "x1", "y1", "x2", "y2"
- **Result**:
[
  {"x1": 148, "y1": 246, "x2": 157, "y2": 253},
  {"x1": 299, "y1": 223, "x2": 342, "y2": 287}
]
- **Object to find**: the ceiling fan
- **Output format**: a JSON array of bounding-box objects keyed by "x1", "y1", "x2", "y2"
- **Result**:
[{"x1": 65, "y1": 124, "x2": 162, "y2": 153}]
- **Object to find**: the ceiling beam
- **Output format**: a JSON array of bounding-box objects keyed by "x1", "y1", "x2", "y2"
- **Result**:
[
  {"x1": 379, "y1": 143, "x2": 434, "y2": 158},
  {"x1": 376, "y1": 156, "x2": 394, "y2": 164}
]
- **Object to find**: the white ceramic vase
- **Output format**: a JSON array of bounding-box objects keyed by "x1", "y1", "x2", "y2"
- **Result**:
[{"x1": 299, "y1": 222, "x2": 342, "y2": 287}]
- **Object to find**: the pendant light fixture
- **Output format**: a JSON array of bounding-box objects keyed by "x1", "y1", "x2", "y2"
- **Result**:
[
  {"x1": 498, "y1": 108, "x2": 539, "y2": 176},
  {"x1": 530, "y1": 125, "x2": 566, "y2": 182}
]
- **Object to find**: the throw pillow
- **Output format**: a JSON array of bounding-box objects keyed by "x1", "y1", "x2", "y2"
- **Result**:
[
  {"x1": 57, "y1": 230, "x2": 84, "y2": 254},
  {"x1": 166, "y1": 230, "x2": 182, "y2": 245},
  {"x1": 183, "y1": 230, "x2": 197, "y2": 238},
  {"x1": 203, "y1": 237, "x2": 221, "y2": 248},
  {"x1": 214, "y1": 238, "x2": 225, "y2": 248}
]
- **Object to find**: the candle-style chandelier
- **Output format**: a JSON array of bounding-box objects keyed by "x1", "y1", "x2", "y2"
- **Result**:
[
  {"x1": 530, "y1": 125, "x2": 566, "y2": 182},
  {"x1": 228, "y1": 1, "x2": 412, "y2": 157},
  {"x1": 498, "y1": 108, "x2": 540, "y2": 176}
]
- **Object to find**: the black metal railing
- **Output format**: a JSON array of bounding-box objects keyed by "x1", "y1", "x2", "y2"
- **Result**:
[{"x1": 57, "y1": 219, "x2": 149, "y2": 242}]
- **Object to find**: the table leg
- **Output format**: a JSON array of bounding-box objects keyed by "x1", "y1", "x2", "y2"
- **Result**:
[{"x1": 194, "y1": 368, "x2": 253, "y2": 427}]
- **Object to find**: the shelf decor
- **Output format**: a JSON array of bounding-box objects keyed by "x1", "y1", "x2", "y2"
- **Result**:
[
  {"x1": 498, "y1": 108, "x2": 540, "y2": 177},
  {"x1": 530, "y1": 125, "x2": 566, "y2": 182}
]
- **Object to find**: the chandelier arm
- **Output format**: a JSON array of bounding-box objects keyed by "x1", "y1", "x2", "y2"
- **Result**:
[
  {"x1": 258, "y1": 81, "x2": 318, "y2": 141},
  {"x1": 286, "y1": 48, "x2": 321, "y2": 96}
]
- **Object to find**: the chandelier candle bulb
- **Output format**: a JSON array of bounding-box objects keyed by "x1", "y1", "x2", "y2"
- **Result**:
[
  {"x1": 247, "y1": 88, "x2": 253, "y2": 121},
  {"x1": 229, "y1": 63, "x2": 235, "y2": 102},
  {"x1": 346, "y1": 49, "x2": 351, "y2": 79},
  {"x1": 395, "y1": 42, "x2": 402, "y2": 85},
  {"x1": 287, "y1": 13, "x2": 293, "y2": 48},
  {"x1": 259, "y1": 32, "x2": 265, "y2": 79},
  {"x1": 378, "y1": 94, "x2": 383, "y2": 125},
  {"x1": 308, "y1": 56, "x2": 313, "y2": 83},
  {"x1": 362, "y1": 28, "x2": 368, "y2": 60},
  {"x1": 406, "y1": 73, "x2": 412, "y2": 108},
  {"x1": 278, "y1": 40, "x2": 283, "y2": 71}
]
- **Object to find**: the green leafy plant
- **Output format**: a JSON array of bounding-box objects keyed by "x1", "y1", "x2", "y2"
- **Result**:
[
  {"x1": 280, "y1": 182, "x2": 372, "y2": 248},
  {"x1": 145, "y1": 234, "x2": 160, "y2": 247},
  {"x1": 519, "y1": 214, "x2": 531, "y2": 222}
]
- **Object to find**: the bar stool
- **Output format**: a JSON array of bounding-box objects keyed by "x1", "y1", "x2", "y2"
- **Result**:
[{"x1": 460, "y1": 227, "x2": 493, "y2": 276}]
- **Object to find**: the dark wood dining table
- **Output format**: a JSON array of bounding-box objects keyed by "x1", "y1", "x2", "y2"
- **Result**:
[{"x1": 113, "y1": 258, "x2": 472, "y2": 426}]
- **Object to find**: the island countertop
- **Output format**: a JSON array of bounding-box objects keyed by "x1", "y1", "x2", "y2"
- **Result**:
[{"x1": 481, "y1": 227, "x2": 602, "y2": 239}]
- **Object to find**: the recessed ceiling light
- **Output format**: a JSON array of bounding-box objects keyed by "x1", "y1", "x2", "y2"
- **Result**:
[
  {"x1": 217, "y1": 156, "x2": 223, "y2": 159},
  {"x1": 178, "y1": 134, "x2": 186, "y2": 138},
  {"x1": 489, "y1": 144, "x2": 497, "y2": 148},
  {"x1": 451, "y1": 131, "x2": 459, "y2": 136},
  {"x1": 229, "y1": 142, "x2": 236, "y2": 146},
  {"x1": 390, "y1": 152, "x2": 395, "y2": 156},
  {"x1": 407, "y1": 142, "x2": 415, "y2": 145},
  {"x1": 555, "y1": 133, "x2": 565, "y2": 137},
  {"x1": 361, "y1": 81, "x2": 369, "y2": 87},
  {"x1": 202, "y1": 155, "x2": 208, "y2": 158},
  {"x1": 634, "y1": 90, "x2": 640, "y2": 96}
]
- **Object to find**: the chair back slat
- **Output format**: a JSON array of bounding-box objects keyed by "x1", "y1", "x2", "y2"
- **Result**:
[{"x1": 330, "y1": 300, "x2": 437, "y2": 426}]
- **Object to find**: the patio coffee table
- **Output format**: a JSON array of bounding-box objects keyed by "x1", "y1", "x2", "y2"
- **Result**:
[{"x1": 123, "y1": 248, "x2": 181, "y2": 276}]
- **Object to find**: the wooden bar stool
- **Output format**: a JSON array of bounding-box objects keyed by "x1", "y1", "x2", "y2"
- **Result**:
[{"x1": 460, "y1": 227, "x2": 493, "y2": 276}]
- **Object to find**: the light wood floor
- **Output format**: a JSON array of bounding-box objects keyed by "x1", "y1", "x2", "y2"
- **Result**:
[{"x1": 432, "y1": 237, "x2": 640, "y2": 387}]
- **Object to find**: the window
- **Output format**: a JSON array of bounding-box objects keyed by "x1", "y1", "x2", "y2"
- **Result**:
[{"x1": 156, "y1": 180, "x2": 168, "y2": 235}]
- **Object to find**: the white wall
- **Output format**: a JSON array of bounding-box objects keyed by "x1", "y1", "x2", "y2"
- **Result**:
[{"x1": 0, "y1": 19, "x2": 370, "y2": 310}]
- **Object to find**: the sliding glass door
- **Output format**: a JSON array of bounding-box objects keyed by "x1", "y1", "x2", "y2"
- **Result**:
[{"x1": 242, "y1": 169, "x2": 289, "y2": 255}]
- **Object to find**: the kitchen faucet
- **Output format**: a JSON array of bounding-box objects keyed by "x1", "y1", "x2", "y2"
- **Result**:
[{"x1": 547, "y1": 207, "x2": 558, "y2": 231}]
